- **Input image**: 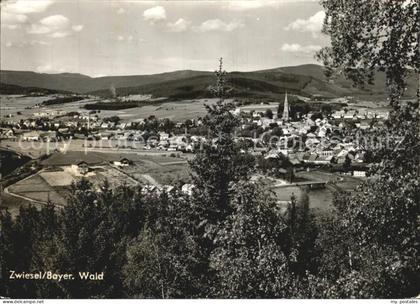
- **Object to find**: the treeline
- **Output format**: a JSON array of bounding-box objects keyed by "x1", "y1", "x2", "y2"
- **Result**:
[
  {"x1": 84, "y1": 101, "x2": 140, "y2": 110},
  {"x1": 0, "y1": 180, "x2": 314, "y2": 298},
  {"x1": 0, "y1": 83, "x2": 64, "y2": 96},
  {"x1": 42, "y1": 96, "x2": 85, "y2": 106},
  {"x1": 0, "y1": 150, "x2": 31, "y2": 177}
]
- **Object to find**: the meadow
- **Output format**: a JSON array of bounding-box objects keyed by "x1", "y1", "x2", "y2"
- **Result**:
[
  {"x1": 0, "y1": 94, "x2": 219, "y2": 122},
  {"x1": 2, "y1": 151, "x2": 190, "y2": 212}
]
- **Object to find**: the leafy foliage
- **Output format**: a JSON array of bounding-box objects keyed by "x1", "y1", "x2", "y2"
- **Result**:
[
  {"x1": 317, "y1": 0, "x2": 419, "y2": 103},
  {"x1": 210, "y1": 182, "x2": 292, "y2": 298}
]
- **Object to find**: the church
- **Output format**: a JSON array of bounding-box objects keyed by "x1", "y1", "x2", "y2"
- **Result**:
[{"x1": 282, "y1": 91, "x2": 290, "y2": 122}]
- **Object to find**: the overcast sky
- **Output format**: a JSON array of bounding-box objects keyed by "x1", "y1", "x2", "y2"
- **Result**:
[{"x1": 1, "y1": 0, "x2": 328, "y2": 76}]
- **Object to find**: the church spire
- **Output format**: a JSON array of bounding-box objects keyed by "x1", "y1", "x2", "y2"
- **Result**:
[{"x1": 282, "y1": 91, "x2": 290, "y2": 121}]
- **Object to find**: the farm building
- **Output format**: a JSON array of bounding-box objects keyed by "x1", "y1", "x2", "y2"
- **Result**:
[
  {"x1": 70, "y1": 161, "x2": 92, "y2": 175},
  {"x1": 112, "y1": 158, "x2": 133, "y2": 167}
]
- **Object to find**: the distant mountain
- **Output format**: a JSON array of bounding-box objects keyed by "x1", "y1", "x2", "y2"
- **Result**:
[
  {"x1": 0, "y1": 82, "x2": 69, "y2": 95},
  {"x1": 0, "y1": 69, "x2": 211, "y2": 94},
  {"x1": 89, "y1": 66, "x2": 418, "y2": 101},
  {"x1": 277, "y1": 64, "x2": 418, "y2": 98},
  {"x1": 1, "y1": 65, "x2": 417, "y2": 100},
  {"x1": 90, "y1": 71, "x2": 315, "y2": 100}
]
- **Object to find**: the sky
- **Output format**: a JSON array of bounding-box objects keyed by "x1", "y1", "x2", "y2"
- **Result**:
[{"x1": 1, "y1": 0, "x2": 329, "y2": 76}]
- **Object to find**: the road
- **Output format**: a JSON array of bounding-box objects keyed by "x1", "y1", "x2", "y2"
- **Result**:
[
  {"x1": 2, "y1": 168, "x2": 64, "y2": 208},
  {"x1": 4, "y1": 186, "x2": 48, "y2": 205},
  {"x1": 271, "y1": 180, "x2": 327, "y2": 189}
]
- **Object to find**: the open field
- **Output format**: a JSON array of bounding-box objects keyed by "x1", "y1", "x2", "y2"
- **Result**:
[
  {"x1": 89, "y1": 165, "x2": 140, "y2": 187},
  {"x1": 1, "y1": 94, "x2": 220, "y2": 122},
  {"x1": 39, "y1": 150, "x2": 190, "y2": 166},
  {"x1": 8, "y1": 173, "x2": 53, "y2": 193},
  {"x1": 1, "y1": 147, "x2": 350, "y2": 213},
  {"x1": 4, "y1": 164, "x2": 140, "y2": 206},
  {"x1": 123, "y1": 163, "x2": 190, "y2": 185},
  {"x1": 0, "y1": 94, "x2": 98, "y2": 120},
  {"x1": 3, "y1": 151, "x2": 190, "y2": 209},
  {"x1": 40, "y1": 171, "x2": 75, "y2": 186},
  {"x1": 0, "y1": 139, "x2": 193, "y2": 159},
  {"x1": 1, "y1": 93, "x2": 396, "y2": 127},
  {"x1": 7, "y1": 173, "x2": 67, "y2": 206},
  {"x1": 86, "y1": 98, "x2": 220, "y2": 122}
]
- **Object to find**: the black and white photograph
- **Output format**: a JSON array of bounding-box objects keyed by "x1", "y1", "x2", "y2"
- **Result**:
[{"x1": 0, "y1": 0, "x2": 419, "y2": 300}]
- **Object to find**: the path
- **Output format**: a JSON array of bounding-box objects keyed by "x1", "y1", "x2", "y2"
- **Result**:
[{"x1": 3, "y1": 169, "x2": 65, "y2": 209}]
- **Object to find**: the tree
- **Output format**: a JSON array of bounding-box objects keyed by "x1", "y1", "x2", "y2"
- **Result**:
[
  {"x1": 54, "y1": 180, "x2": 143, "y2": 298},
  {"x1": 317, "y1": 0, "x2": 420, "y2": 206},
  {"x1": 124, "y1": 58, "x2": 257, "y2": 298},
  {"x1": 320, "y1": 104, "x2": 332, "y2": 116},
  {"x1": 264, "y1": 109, "x2": 274, "y2": 119},
  {"x1": 104, "y1": 116, "x2": 120, "y2": 124},
  {"x1": 125, "y1": 227, "x2": 171, "y2": 298},
  {"x1": 0, "y1": 210, "x2": 19, "y2": 297},
  {"x1": 284, "y1": 191, "x2": 319, "y2": 276},
  {"x1": 210, "y1": 182, "x2": 294, "y2": 298},
  {"x1": 124, "y1": 192, "x2": 207, "y2": 298},
  {"x1": 160, "y1": 118, "x2": 175, "y2": 134},
  {"x1": 271, "y1": 126, "x2": 283, "y2": 137},
  {"x1": 0, "y1": 204, "x2": 61, "y2": 298},
  {"x1": 317, "y1": 0, "x2": 419, "y2": 105},
  {"x1": 30, "y1": 203, "x2": 62, "y2": 298},
  {"x1": 310, "y1": 112, "x2": 323, "y2": 121},
  {"x1": 343, "y1": 154, "x2": 351, "y2": 171},
  {"x1": 313, "y1": 0, "x2": 420, "y2": 298},
  {"x1": 189, "y1": 58, "x2": 255, "y2": 226}
]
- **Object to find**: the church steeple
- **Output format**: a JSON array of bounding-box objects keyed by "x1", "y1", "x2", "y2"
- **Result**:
[{"x1": 282, "y1": 91, "x2": 290, "y2": 121}]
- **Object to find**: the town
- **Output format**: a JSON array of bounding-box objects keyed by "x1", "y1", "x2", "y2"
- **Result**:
[{"x1": 0, "y1": 88, "x2": 401, "y2": 215}]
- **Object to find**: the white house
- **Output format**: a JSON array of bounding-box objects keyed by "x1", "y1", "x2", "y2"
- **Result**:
[
  {"x1": 22, "y1": 131, "x2": 40, "y2": 141},
  {"x1": 353, "y1": 170, "x2": 366, "y2": 177}
]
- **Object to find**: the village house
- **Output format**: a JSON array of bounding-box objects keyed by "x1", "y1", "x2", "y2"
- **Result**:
[
  {"x1": 100, "y1": 132, "x2": 113, "y2": 140},
  {"x1": 158, "y1": 132, "x2": 170, "y2": 141},
  {"x1": 181, "y1": 183, "x2": 195, "y2": 196},
  {"x1": 21, "y1": 131, "x2": 40, "y2": 141},
  {"x1": 70, "y1": 161, "x2": 92, "y2": 176},
  {"x1": 353, "y1": 170, "x2": 366, "y2": 177},
  {"x1": 0, "y1": 128, "x2": 15, "y2": 139}
]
